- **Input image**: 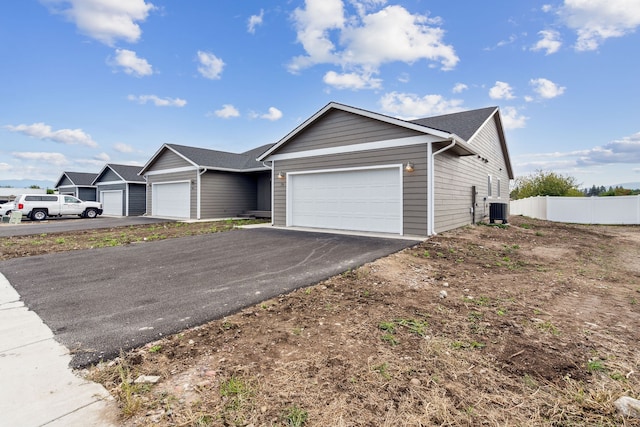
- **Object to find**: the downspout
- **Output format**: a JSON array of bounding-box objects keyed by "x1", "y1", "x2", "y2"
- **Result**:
[
  {"x1": 428, "y1": 138, "x2": 457, "y2": 236},
  {"x1": 197, "y1": 168, "x2": 208, "y2": 220}
]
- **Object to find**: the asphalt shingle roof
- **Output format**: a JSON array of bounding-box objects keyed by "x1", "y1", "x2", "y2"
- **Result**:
[
  {"x1": 107, "y1": 164, "x2": 145, "y2": 183},
  {"x1": 165, "y1": 143, "x2": 274, "y2": 171},
  {"x1": 64, "y1": 172, "x2": 98, "y2": 186},
  {"x1": 410, "y1": 107, "x2": 497, "y2": 141}
]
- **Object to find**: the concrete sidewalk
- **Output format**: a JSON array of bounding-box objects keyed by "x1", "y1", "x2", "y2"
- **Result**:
[{"x1": 0, "y1": 274, "x2": 118, "y2": 427}]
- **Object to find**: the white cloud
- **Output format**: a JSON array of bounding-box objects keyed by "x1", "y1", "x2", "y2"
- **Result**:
[
  {"x1": 12, "y1": 152, "x2": 69, "y2": 166},
  {"x1": 260, "y1": 107, "x2": 283, "y2": 121},
  {"x1": 197, "y1": 51, "x2": 225, "y2": 80},
  {"x1": 248, "y1": 9, "x2": 264, "y2": 34},
  {"x1": 484, "y1": 34, "x2": 517, "y2": 51},
  {"x1": 323, "y1": 70, "x2": 382, "y2": 90},
  {"x1": 530, "y1": 78, "x2": 566, "y2": 99},
  {"x1": 489, "y1": 81, "x2": 515, "y2": 100},
  {"x1": 577, "y1": 132, "x2": 640, "y2": 165},
  {"x1": 560, "y1": 0, "x2": 640, "y2": 51},
  {"x1": 531, "y1": 29, "x2": 562, "y2": 54},
  {"x1": 289, "y1": 1, "x2": 458, "y2": 80},
  {"x1": 94, "y1": 152, "x2": 110, "y2": 162},
  {"x1": 127, "y1": 94, "x2": 187, "y2": 107},
  {"x1": 452, "y1": 83, "x2": 468, "y2": 93},
  {"x1": 112, "y1": 49, "x2": 153, "y2": 77},
  {"x1": 43, "y1": 0, "x2": 155, "y2": 46},
  {"x1": 515, "y1": 132, "x2": 640, "y2": 177},
  {"x1": 500, "y1": 106, "x2": 528, "y2": 130},
  {"x1": 114, "y1": 143, "x2": 134, "y2": 153},
  {"x1": 379, "y1": 91, "x2": 464, "y2": 119},
  {"x1": 289, "y1": 0, "x2": 345, "y2": 72},
  {"x1": 5, "y1": 123, "x2": 98, "y2": 147},
  {"x1": 340, "y1": 6, "x2": 458, "y2": 70},
  {"x1": 214, "y1": 104, "x2": 240, "y2": 119}
]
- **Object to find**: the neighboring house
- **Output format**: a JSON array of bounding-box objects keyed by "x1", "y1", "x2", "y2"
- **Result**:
[
  {"x1": 54, "y1": 172, "x2": 98, "y2": 201},
  {"x1": 139, "y1": 143, "x2": 274, "y2": 219},
  {"x1": 258, "y1": 102, "x2": 514, "y2": 236},
  {"x1": 92, "y1": 164, "x2": 146, "y2": 216}
]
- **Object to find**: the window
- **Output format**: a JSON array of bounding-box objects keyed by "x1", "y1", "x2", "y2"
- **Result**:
[
  {"x1": 497, "y1": 178, "x2": 501, "y2": 198},
  {"x1": 487, "y1": 175, "x2": 493, "y2": 198},
  {"x1": 64, "y1": 196, "x2": 81, "y2": 204}
]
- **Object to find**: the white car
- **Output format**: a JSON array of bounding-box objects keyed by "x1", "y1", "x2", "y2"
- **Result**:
[{"x1": 0, "y1": 201, "x2": 16, "y2": 216}]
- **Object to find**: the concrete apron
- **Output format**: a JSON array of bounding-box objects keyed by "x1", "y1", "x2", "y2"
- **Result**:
[{"x1": 0, "y1": 274, "x2": 118, "y2": 427}]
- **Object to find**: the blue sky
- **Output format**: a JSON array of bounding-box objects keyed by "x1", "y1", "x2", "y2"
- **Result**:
[{"x1": 1, "y1": 0, "x2": 639, "y2": 189}]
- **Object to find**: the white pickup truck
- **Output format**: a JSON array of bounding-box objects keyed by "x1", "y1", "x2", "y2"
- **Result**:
[{"x1": 14, "y1": 194, "x2": 103, "y2": 220}]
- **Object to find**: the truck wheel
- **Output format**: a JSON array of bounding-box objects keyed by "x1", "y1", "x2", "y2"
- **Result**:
[
  {"x1": 31, "y1": 209, "x2": 47, "y2": 221},
  {"x1": 84, "y1": 208, "x2": 98, "y2": 218}
]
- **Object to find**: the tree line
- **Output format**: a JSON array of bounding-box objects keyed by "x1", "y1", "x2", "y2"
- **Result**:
[{"x1": 510, "y1": 170, "x2": 640, "y2": 200}]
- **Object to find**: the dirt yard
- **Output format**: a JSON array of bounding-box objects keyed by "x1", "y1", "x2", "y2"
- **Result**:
[{"x1": 2, "y1": 217, "x2": 640, "y2": 426}]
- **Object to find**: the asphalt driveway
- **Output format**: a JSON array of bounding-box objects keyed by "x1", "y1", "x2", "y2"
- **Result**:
[{"x1": 0, "y1": 227, "x2": 417, "y2": 367}]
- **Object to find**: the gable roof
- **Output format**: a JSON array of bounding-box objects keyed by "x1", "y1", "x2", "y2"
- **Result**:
[
  {"x1": 410, "y1": 107, "x2": 497, "y2": 141},
  {"x1": 93, "y1": 164, "x2": 145, "y2": 184},
  {"x1": 54, "y1": 171, "x2": 98, "y2": 188},
  {"x1": 139, "y1": 143, "x2": 275, "y2": 175},
  {"x1": 412, "y1": 106, "x2": 513, "y2": 179},
  {"x1": 257, "y1": 102, "x2": 513, "y2": 179},
  {"x1": 257, "y1": 102, "x2": 478, "y2": 161}
]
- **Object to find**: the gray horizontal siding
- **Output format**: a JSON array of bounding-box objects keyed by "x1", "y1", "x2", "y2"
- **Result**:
[
  {"x1": 128, "y1": 184, "x2": 146, "y2": 216},
  {"x1": 200, "y1": 172, "x2": 258, "y2": 218},
  {"x1": 434, "y1": 117, "x2": 511, "y2": 233},
  {"x1": 58, "y1": 176, "x2": 73, "y2": 186},
  {"x1": 78, "y1": 187, "x2": 97, "y2": 201},
  {"x1": 147, "y1": 149, "x2": 192, "y2": 171},
  {"x1": 277, "y1": 110, "x2": 421, "y2": 154},
  {"x1": 273, "y1": 145, "x2": 429, "y2": 235},
  {"x1": 98, "y1": 168, "x2": 120, "y2": 182}
]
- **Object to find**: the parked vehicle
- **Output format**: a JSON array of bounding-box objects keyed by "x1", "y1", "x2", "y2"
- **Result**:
[
  {"x1": 0, "y1": 201, "x2": 15, "y2": 216},
  {"x1": 14, "y1": 194, "x2": 103, "y2": 220}
]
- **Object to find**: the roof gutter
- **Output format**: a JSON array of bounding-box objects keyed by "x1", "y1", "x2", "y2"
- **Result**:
[{"x1": 428, "y1": 137, "x2": 458, "y2": 236}]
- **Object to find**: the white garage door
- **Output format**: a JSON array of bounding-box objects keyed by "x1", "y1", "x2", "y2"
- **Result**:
[
  {"x1": 289, "y1": 167, "x2": 402, "y2": 234},
  {"x1": 101, "y1": 191, "x2": 123, "y2": 216},
  {"x1": 153, "y1": 182, "x2": 190, "y2": 218}
]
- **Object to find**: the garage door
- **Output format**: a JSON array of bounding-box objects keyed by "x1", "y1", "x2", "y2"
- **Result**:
[
  {"x1": 153, "y1": 182, "x2": 190, "y2": 218},
  {"x1": 101, "y1": 191, "x2": 123, "y2": 216},
  {"x1": 289, "y1": 167, "x2": 402, "y2": 234}
]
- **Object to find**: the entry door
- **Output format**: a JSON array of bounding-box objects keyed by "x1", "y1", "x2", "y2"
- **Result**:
[{"x1": 288, "y1": 167, "x2": 402, "y2": 234}]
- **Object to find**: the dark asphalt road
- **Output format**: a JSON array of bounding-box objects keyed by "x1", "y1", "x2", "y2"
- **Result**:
[
  {"x1": 0, "y1": 216, "x2": 174, "y2": 237},
  {"x1": 0, "y1": 227, "x2": 417, "y2": 367}
]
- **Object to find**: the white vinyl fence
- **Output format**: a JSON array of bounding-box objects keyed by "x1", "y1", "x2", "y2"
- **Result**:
[{"x1": 510, "y1": 195, "x2": 640, "y2": 225}]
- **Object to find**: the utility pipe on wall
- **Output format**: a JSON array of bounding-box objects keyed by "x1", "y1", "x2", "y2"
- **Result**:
[{"x1": 427, "y1": 138, "x2": 457, "y2": 236}]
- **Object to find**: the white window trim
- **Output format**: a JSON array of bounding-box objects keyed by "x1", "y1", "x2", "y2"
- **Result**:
[{"x1": 487, "y1": 175, "x2": 493, "y2": 198}]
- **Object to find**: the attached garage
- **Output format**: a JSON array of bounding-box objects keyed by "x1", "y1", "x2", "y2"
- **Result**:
[
  {"x1": 288, "y1": 167, "x2": 402, "y2": 234},
  {"x1": 93, "y1": 164, "x2": 147, "y2": 217},
  {"x1": 259, "y1": 102, "x2": 514, "y2": 236},
  {"x1": 152, "y1": 181, "x2": 190, "y2": 218},
  {"x1": 101, "y1": 190, "x2": 123, "y2": 216}
]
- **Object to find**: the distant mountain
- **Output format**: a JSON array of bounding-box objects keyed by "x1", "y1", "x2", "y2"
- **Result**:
[{"x1": 0, "y1": 179, "x2": 56, "y2": 189}]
